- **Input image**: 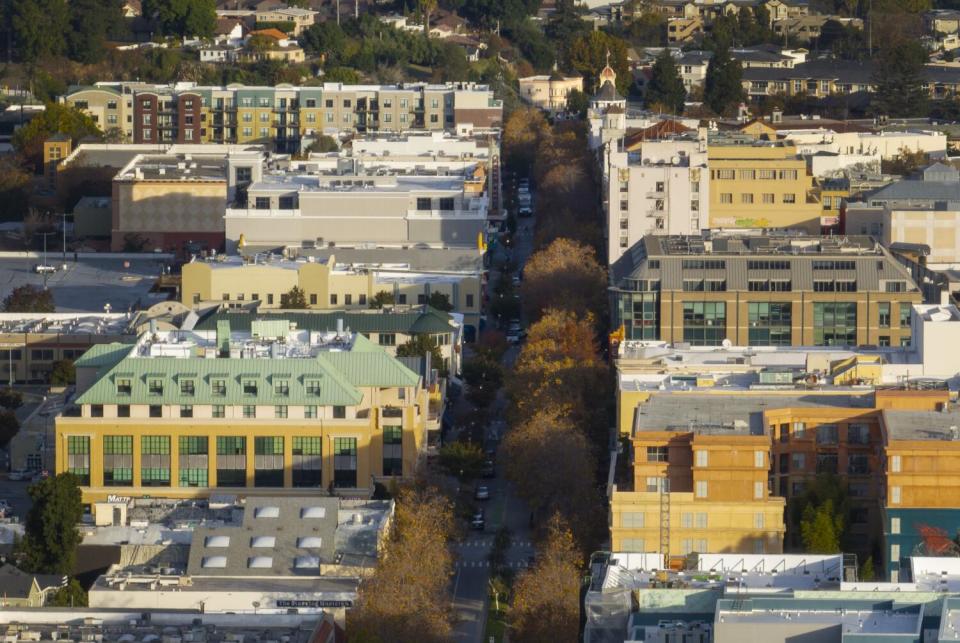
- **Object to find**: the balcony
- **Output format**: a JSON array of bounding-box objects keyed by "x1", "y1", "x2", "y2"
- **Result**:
[{"x1": 226, "y1": 207, "x2": 302, "y2": 218}]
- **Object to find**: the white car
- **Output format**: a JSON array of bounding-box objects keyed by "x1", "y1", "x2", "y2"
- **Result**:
[
  {"x1": 7, "y1": 469, "x2": 29, "y2": 481},
  {"x1": 33, "y1": 264, "x2": 57, "y2": 274}
]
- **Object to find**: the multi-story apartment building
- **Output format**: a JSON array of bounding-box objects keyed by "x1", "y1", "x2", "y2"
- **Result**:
[
  {"x1": 707, "y1": 137, "x2": 822, "y2": 232},
  {"x1": 610, "y1": 233, "x2": 922, "y2": 345},
  {"x1": 56, "y1": 320, "x2": 429, "y2": 504},
  {"x1": 611, "y1": 392, "x2": 789, "y2": 557},
  {"x1": 253, "y1": 5, "x2": 318, "y2": 36},
  {"x1": 605, "y1": 133, "x2": 710, "y2": 265},
  {"x1": 181, "y1": 252, "x2": 482, "y2": 337},
  {"x1": 60, "y1": 82, "x2": 503, "y2": 152}
]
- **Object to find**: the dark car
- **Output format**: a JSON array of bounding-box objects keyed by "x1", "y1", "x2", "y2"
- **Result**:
[
  {"x1": 481, "y1": 460, "x2": 496, "y2": 478},
  {"x1": 474, "y1": 485, "x2": 490, "y2": 501},
  {"x1": 471, "y1": 508, "x2": 486, "y2": 530}
]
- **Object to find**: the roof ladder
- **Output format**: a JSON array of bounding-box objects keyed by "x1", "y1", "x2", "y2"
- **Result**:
[{"x1": 659, "y1": 476, "x2": 671, "y2": 570}]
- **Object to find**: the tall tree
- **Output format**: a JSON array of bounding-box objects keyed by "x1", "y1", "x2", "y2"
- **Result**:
[
  {"x1": 510, "y1": 515, "x2": 583, "y2": 642},
  {"x1": 800, "y1": 499, "x2": 844, "y2": 553},
  {"x1": 567, "y1": 30, "x2": 632, "y2": 95},
  {"x1": 279, "y1": 286, "x2": 307, "y2": 309},
  {"x1": 3, "y1": 285, "x2": 55, "y2": 313},
  {"x1": 10, "y1": 0, "x2": 69, "y2": 62},
  {"x1": 396, "y1": 334, "x2": 446, "y2": 376},
  {"x1": 21, "y1": 474, "x2": 83, "y2": 574},
  {"x1": 704, "y1": 45, "x2": 744, "y2": 115},
  {"x1": 645, "y1": 49, "x2": 687, "y2": 114},
  {"x1": 349, "y1": 487, "x2": 455, "y2": 642},
  {"x1": 520, "y1": 238, "x2": 607, "y2": 322},
  {"x1": 503, "y1": 108, "x2": 550, "y2": 176},
  {"x1": 142, "y1": 0, "x2": 216, "y2": 38},
  {"x1": 871, "y1": 39, "x2": 928, "y2": 117},
  {"x1": 68, "y1": 0, "x2": 123, "y2": 63},
  {"x1": 0, "y1": 157, "x2": 31, "y2": 221}
]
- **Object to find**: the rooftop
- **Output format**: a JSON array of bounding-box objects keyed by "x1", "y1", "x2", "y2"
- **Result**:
[
  {"x1": 234, "y1": 246, "x2": 484, "y2": 274},
  {"x1": 882, "y1": 408, "x2": 960, "y2": 441},
  {"x1": 716, "y1": 597, "x2": 923, "y2": 636},
  {"x1": 193, "y1": 308, "x2": 455, "y2": 335},
  {"x1": 117, "y1": 154, "x2": 231, "y2": 182},
  {"x1": 0, "y1": 313, "x2": 132, "y2": 335},
  {"x1": 645, "y1": 233, "x2": 883, "y2": 256}
]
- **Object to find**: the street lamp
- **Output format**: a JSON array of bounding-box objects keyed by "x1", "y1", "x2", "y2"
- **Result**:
[{"x1": 38, "y1": 231, "x2": 56, "y2": 289}]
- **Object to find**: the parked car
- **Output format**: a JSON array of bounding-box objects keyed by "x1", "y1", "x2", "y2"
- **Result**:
[
  {"x1": 474, "y1": 485, "x2": 490, "y2": 501},
  {"x1": 7, "y1": 469, "x2": 29, "y2": 481}
]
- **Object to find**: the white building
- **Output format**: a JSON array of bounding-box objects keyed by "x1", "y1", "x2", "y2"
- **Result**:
[{"x1": 605, "y1": 135, "x2": 709, "y2": 265}]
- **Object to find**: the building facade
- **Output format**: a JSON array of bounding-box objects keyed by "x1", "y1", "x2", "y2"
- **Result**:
[
  {"x1": 517, "y1": 75, "x2": 584, "y2": 112},
  {"x1": 55, "y1": 321, "x2": 430, "y2": 504},
  {"x1": 61, "y1": 82, "x2": 503, "y2": 152},
  {"x1": 610, "y1": 234, "x2": 922, "y2": 345}
]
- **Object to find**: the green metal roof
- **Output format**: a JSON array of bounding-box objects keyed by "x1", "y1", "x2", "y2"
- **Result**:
[
  {"x1": 73, "y1": 340, "x2": 420, "y2": 407},
  {"x1": 194, "y1": 309, "x2": 454, "y2": 335},
  {"x1": 74, "y1": 343, "x2": 134, "y2": 370}
]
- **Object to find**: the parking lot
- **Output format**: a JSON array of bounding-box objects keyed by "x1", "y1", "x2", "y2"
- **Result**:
[{"x1": 0, "y1": 258, "x2": 167, "y2": 312}]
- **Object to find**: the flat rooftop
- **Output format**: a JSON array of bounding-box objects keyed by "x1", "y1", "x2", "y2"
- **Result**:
[
  {"x1": 633, "y1": 392, "x2": 875, "y2": 436},
  {"x1": 882, "y1": 409, "x2": 960, "y2": 441},
  {"x1": 252, "y1": 172, "x2": 466, "y2": 194},
  {"x1": 232, "y1": 246, "x2": 484, "y2": 273},
  {"x1": 0, "y1": 313, "x2": 132, "y2": 335},
  {"x1": 117, "y1": 154, "x2": 229, "y2": 182},
  {"x1": 645, "y1": 234, "x2": 883, "y2": 257}
]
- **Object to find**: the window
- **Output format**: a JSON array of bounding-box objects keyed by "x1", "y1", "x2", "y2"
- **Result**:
[
  {"x1": 885, "y1": 281, "x2": 906, "y2": 293},
  {"x1": 103, "y1": 436, "x2": 133, "y2": 486},
  {"x1": 646, "y1": 446, "x2": 668, "y2": 462},
  {"x1": 91, "y1": 404, "x2": 104, "y2": 418},
  {"x1": 814, "y1": 302, "x2": 857, "y2": 346},
  {"x1": 149, "y1": 405, "x2": 162, "y2": 418},
  {"x1": 345, "y1": 294, "x2": 352, "y2": 305},
  {"x1": 848, "y1": 424, "x2": 870, "y2": 445},
  {"x1": 681, "y1": 259, "x2": 725, "y2": 270},
  {"x1": 334, "y1": 437, "x2": 358, "y2": 488},
  {"x1": 306, "y1": 380, "x2": 321, "y2": 396},
  {"x1": 739, "y1": 170, "x2": 755, "y2": 180},
  {"x1": 816, "y1": 424, "x2": 838, "y2": 444},
  {"x1": 899, "y1": 302, "x2": 912, "y2": 327},
  {"x1": 782, "y1": 193, "x2": 796, "y2": 203},
  {"x1": 243, "y1": 380, "x2": 258, "y2": 396},
  {"x1": 275, "y1": 405, "x2": 288, "y2": 419},
  {"x1": 180, "y1": 379, "x2": 195, "y2": 396},
  {"x1": 217, "y1": 437, "x2": 246, "y2": 487},
  {"x1": 715, "y1": 169, "x2": 735, "y2": 180},
  {"x1": 383, "y1": 426, "x2": 403, "y2": 476},
  {"x1": 148, "y1": 379, "x2": 164, "y2": 395},
  {"x1": 695, "y1": 450, "x2": 708, "y2": 467},
  {"x1": 359, "y1": 294, "x2": 368, "y2": 306},
  {"x1": 141, "y1": 436, "x2": 171, "y2": 486},
  {"x1": 891, "y1": 517, "x2": 901, "y2": 534},
  {"x1": 180, "y1": 405, "x2": 193, "y2": 418},
  {"x1": 748, "y1": 302, "x2": 792, "y2": 346},
  {"x1": 848, "y1": 453, "x2": 870, "y2": 475},
  {"x1": 66, "y1": 436, "x2": 90, "y2": 484},
  {"x1": 379, "y1": 333, "x2": 396, "y2": 346},
  {"x1": 682, "y1": 301, "x2": 726, "y2": 346},
  {"x1": 118, "y1": 404, "x2": 130, "y2": 417},
  {"x1": 333, "y1": 406, "x2": 346, "y2": 419},
  {"x1": 878, "y1": 302, "x2": 891, "y2": 328},
  {"x1": 275, "y1": 380, "x2": 289, "y2": 396},
  {"x1": 741, "y1": 193, "x2": 754, "y2": 204},
  {"x1": 439, "y1": 197, "x2": 455, "y2": 211},
  {"x1": 891, "y1": 543, "x2": 900, "y2": 562},
  {"x1": 243, "y1": 405, "x2": 256, "y2": 418},
  {"x1": 143, "y1": 128, "x2": 152, "y2": 140},
  {"x1": 645, "y1": 477, "x2": 662, "y2": 492},
  {"x1": 254, "y1": 437, "x2": 284, "y2": 487},
  {"x1": 791, "y1": 452, "x2": 805, "y2": 471},
  {"x1": 792, "y1": 422, "x2": 806, "y2": 439},
  {"x1": 212, "y1": 379, "x2": 226, "y2": 396},
  {"x1": 891, "y1": 486, "x2": 901, "y2": 504},
  {"x1": 695, "y1": 481, "x2": 707, "y2": 498},
  {"x1": 310, "y1": 294, "x2": 318, "y2": 305},
  {"x1": 754, "y1": 450, "x2": 765, "y2": 468},
  {"x1": 891, "y1": 454, "x2": 901, "y2": 472},
  {"x1": 305, "y1": 405, "x2": 317, "y2": 419},
  {"x1": 720, "y1": 193, "x2": 732, "y2": 204},
  {"x1": 398, "y1": 294, "x2": 407, "y2": 304},
  {"x1": 754, "y1": 513, "x2": 765, "y2": 529},
  {"x1": 416, "y1": 197, "x2": 432, "y2": 211},
  {"x1": 747, "y1": 260, "x2": 791, "y2": 271},
  {"x1": 817, "y1": 453, "x2": 838, "y2": 474},
  {"x1": 621, "y1": 512, "x2": 645, "y2": 528},
  {"x1": 292, "y1": 436, "x2": 322, "y2": 487},
  {"x1": 762, "y1": 193, "x2": 775, "y2": 204},
  {"x1": 179, "y1": 436, "x2": 208, "y2": 487},
  {"x1": 754, "y1": 481, "x2": 764, "y2": 499},
  {"x1": 31, "y1": 349, "x2": 53, "y2": 361},
  {"x1": 116, "y1": 379, "x2": 132, "y2": 395}
]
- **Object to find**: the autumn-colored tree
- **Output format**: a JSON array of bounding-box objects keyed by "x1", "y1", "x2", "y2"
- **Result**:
[
  {"x1": 520, "y1": 238, "x2": 607, "y2": 322},
  {"x1": 510, "y1": 515, "x2": 583, "y2": 643},
  {"x1": 503, "y1": 108, "x2": 550, "y2": 176},
  {"x1": 13, "y1": 103, "x2": 102, "y2": 172},
  {"x1": 503, "y1": 409, "x2": 601, "y2": 546},
  {"x1": 349, "y1": 487, "x2": 455, "y2": 642}
]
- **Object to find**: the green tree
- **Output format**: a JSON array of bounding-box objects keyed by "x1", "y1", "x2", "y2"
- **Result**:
[
  {"x1": 396, "y1": 334, "x2": 446, "y2": 375},
  {"x1": 50, "y1": 360, "x2": 76, "y2": 386},
  {"x1": 10, "y1": 0, "x2": 69, "y2": 62},
  {"x1": 142, "y1": 0, "x2": 216, "y2": 38},
  {"x1": 68, "y1": 0, "x2": 124, "y2": 63},
  {"x1": 800, "y1": 499, "x2": 844, "y2": 553},
  {"x1": 568, "y1": 31, "x2": 632, "y2": 95},
  {"x1": 704, "y1": 45, "x2": 744, "y2": 115},
  {"x1": 323, "y1": 66, "x2": 361, "y2": 84},
  {"x1": 860, "y1": 556, "x2": 876, "y2": 581},
  {"x1": 369, "y1": 290, "x2": 395, "y2": 309},
  {"x1": 645, "y1": 49, "x2": 686, "y2": 114},
  {"x1": 432, "y1": 42, "x2": 470, "y2": 82},
  {"x1": 280, "y1": 286, "x2": 308, "y2": 309},
  {"x1": 427, "y1": 291, "x2": 453, "y2": 311},
  {"x1": 3, "y1": 285, "x2": 55, "y2": 313},
  {"x1": 12, "y1": 103, "x2": 102, "y2": 172},
  {"x1": 462, "y1": 355, "x2": 503, "y2": 408},
  {"x1": 871, "y1": 40, "x2": 928, "y2": 117},
  {"x1": 21, "y1": 474, "x2": 83, "y2": 574},
  {"x1": 300, "y1": 21, "x2": 348, "y2": 63},
  {"x1": 438, "y1": 441, "x2": 485, "y2": 479},
  {"x1": 50, "y1": 578, "x2": 88, "y2": 607},
  {"x1": 0, "y1": 411, "x2": 19, "y2": 448},
  {"x1": 0, "y1": 157, "x2": 31, "y2": 221},
  {"x1": 566, "y1": 89, "x2": 589, "y2": 116},
  {"x1": 305, "y1": 134, "x2": 339, "y2": 153}
]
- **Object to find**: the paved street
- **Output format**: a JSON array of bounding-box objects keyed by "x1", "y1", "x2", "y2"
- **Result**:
[{"x1": 451, "y1": 201, "x2": 537, "y2": 642}]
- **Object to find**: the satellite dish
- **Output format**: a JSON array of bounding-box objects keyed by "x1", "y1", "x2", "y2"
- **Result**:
[{"x1": 721, "y1": 338, "x2": 733, "y2": 349}]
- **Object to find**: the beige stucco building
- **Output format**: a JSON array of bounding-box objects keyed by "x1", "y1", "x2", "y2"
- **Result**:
[{"x1": 518, "y1": 75, "x2": 584, "y2": 112}]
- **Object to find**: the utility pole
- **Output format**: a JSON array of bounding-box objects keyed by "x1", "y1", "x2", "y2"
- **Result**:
[{"x1": 336, "y1": 0, "x2": 340, "y2": 25}]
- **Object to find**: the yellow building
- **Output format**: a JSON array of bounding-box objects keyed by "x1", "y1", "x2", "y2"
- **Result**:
[
  {"x1": 55, "y1": 320, "x2": 430, "y2": 505},
  {"x1": 708, "y1": 140, "x2": 822, "y2": 232},
  {"x1": 518, "y1": 75, "x2": 584, "y2": 112},
  {"x1": 611, "y1": 393, "x2": 787, "y2": 559},
  {"x1": 181, "y1": 253, "x2": 482, "y2": 334}
]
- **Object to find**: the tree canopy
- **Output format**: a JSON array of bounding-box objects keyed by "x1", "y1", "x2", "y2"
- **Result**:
[
  {"x1": 520, "y1": 238, "x2": 607, "y2": 323},
  {"x1": 13, "y1": 103, "x2": 102, "y2": 171},
  {"x1": 21, "y1": 474, "x2": 83, "y2": 574},
  {"x1": 396, "y1": 334, "x2": 446, "y2": 376},
  {"x1": 142, "y1": 0, "x2": 217, "y2": 38},
  {"x1": 279, "y1": 286, "x2": 307, "y2": 309},
  {"x1": 568, "y1": 30, "x2": 632, "y2": 95},
  {"x1": 3, "y1": 285, "x2": 55, "y2": 313},
  {"x1": 646, "y1": 50, "x2": 686, "y2": 114},
  {"x1": 871, "y1": 39, "x2": 928, "y2": 117},
  {"x1": 704, "y1": 46, "x2": 744, "y2": 116}
]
